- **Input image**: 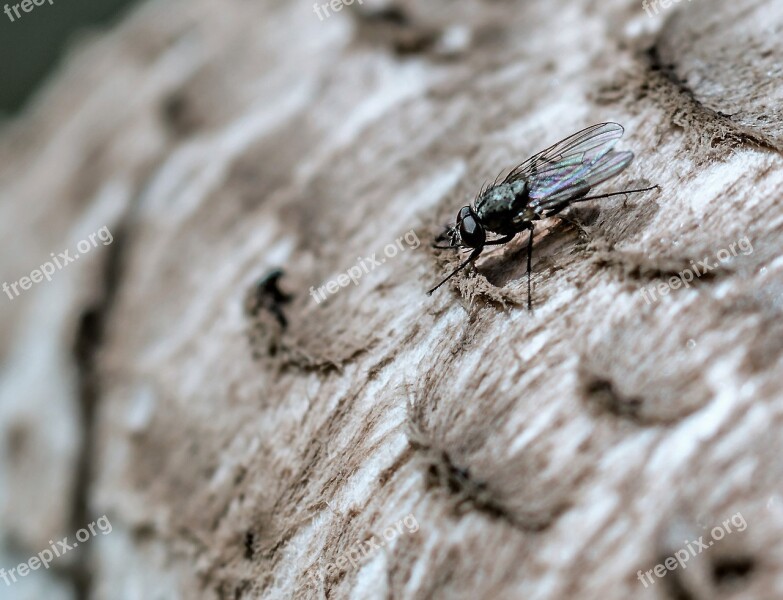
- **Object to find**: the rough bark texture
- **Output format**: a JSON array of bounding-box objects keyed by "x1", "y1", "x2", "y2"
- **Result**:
[{"x1": 1, "y1": 0, "x2": 782, "y2": 598}]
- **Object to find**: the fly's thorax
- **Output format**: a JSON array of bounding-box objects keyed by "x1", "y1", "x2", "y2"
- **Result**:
[{"x1": 475, "y1": 180, "x2": 530, "y2": 234}]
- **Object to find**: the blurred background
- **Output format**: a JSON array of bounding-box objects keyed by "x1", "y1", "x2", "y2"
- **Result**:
[{"x1": 0, "y1": 0, "x2": 136, "y2": 115}]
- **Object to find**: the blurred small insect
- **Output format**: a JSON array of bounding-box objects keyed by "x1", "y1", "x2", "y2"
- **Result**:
[{"x1": 428, "y1": 122, "x2": 658, "y2": 308}]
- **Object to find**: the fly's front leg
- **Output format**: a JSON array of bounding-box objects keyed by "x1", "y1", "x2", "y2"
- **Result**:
[
  {"x1": 432, "y1": 226, "x2": 460, "y2": 250},
  {"x1": 483, "y1": 234, "x2": 515, "y2": 246},
  {"x1": 427, "y1": 246, "x2": 483, "y2": 295}
]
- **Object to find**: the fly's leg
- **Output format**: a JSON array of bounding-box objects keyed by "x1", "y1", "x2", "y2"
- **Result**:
[
  {"x1": 483, "y1": 234, "x2": 515, "y2": 246},
  {"x1": 432, "y1": 226, "x2": 459, "y2": 250},
  {"x1": 550, "y1": 211, "x2": 590, "y2": 239},
  {"x1": 542, "y1": 184, "x2": 660, "y2": 236},
  {"x1": 538, "y1": 194, "x2": 590, "y2": 239},
  {"x1": 567, "y1": 185, "x2": 659, "y2": 204},
  {"x1": 524, "y1": 225, "x2": 534, "y2": 311},
  {"x1": 427, "y1": 247, "x2": 483, "y2": 295},
  {"x1": 478, "y1": 231, "x2": 533, "y2": 308}
]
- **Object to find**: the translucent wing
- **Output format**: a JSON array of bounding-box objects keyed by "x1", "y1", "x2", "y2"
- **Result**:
[
  {"x1": 503, "y1": 123, "x2": 625, "y2": 193},
  {"x1": 529, "y1": 150, "x2": 635, "y2": 212}
]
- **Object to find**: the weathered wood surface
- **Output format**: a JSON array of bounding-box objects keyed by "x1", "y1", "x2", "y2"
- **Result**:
[{"x1": 1, "y1": 0, "x2": 782, "y2": 598}]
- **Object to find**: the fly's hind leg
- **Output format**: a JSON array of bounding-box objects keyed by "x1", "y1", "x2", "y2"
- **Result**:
[
  {"x1": 551, "y1": 211, "x2": 590, "y2": 239},
  {"x1": 537, "y1": 202, "x2": 590, "y2": 239},
  {"x1": 534, "y1": 182, "x2": 592, "y2": 239},
  {"x1": 545, "y1": 185, "x2": 660, "y2": 236}
]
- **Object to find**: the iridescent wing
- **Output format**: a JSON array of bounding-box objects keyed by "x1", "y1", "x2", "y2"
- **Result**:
[
  {"x1": 529, "y1": 150, "x2": 634, "y2": 212},
  {"x1": 503, "y1": 123, "x2": 626, "y2": 199}
]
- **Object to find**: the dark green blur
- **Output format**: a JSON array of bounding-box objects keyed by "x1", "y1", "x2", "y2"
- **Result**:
[{"x1": 0, "y1": 0, "x2": 139, "y2": 115}]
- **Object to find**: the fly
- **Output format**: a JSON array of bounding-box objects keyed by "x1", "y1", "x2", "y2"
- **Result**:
[{"x1": 427, "y1": 122, "x2": 658, "y2": 309}]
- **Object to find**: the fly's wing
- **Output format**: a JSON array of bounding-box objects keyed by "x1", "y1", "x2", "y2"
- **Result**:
[
  {"x1": 529, "y1": 150, "x2": 635, "y2": 212},
  {"x1": 503, "y1": 123, "x2": 625, "y2": 192}
]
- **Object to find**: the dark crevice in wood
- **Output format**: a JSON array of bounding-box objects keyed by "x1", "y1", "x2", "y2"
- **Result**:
[
  {"x1": 712, "y1": 555, "x2": 756, "y2": 587},
  {"x1": 70, "y1": 223, "x2": 129, "y2": 599},
  {"x1": 645, "y1": 44, "x2": 778, "y2": 153},
  {"x1": 409, "y1": 437, "x2": 551, "y2": 532}
]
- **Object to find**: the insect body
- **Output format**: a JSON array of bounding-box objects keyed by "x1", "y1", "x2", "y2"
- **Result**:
[{"x1": 428, "y1": 122, "x2": 658, "y2": 308}]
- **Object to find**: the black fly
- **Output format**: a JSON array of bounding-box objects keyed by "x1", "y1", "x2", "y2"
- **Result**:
[{"x1": 428, "y1": 122, "x2": 658, "y2": 309}]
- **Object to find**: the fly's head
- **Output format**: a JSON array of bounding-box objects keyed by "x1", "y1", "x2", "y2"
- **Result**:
[{"x1": 456, "y1": 206, "x2": 486, "y2": 249}]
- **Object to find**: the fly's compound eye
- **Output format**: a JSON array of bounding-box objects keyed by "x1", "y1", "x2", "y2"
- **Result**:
[{"x1": 457, "y1": 209, "x2": 486, "y2": 248}]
